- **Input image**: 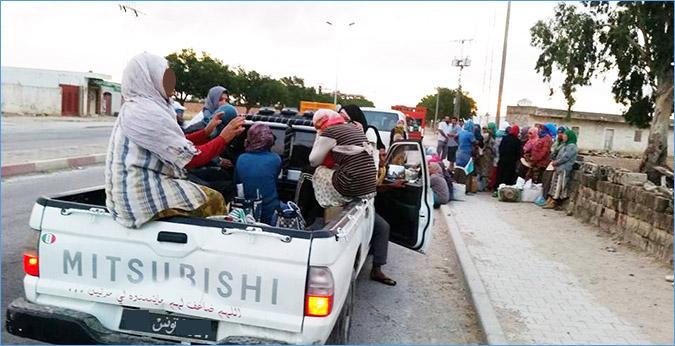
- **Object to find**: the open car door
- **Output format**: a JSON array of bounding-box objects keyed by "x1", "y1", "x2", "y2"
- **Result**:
[{"x1": 375, "y1": 141, "x2": 434, "y2": 253}]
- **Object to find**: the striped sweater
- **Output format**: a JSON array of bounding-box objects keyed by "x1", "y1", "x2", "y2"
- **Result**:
[{"x1": 105, "y1": 122, "x2": 207, "y2": 228}]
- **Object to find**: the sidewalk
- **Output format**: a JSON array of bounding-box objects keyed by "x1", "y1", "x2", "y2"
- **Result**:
[{"x1": 444, "y1": 194, "x2": 673, "y2": 344}]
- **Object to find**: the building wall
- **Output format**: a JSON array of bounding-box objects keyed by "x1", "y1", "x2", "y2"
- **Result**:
[
  {"x1": 1, "y1": 66, "x2": 112, "y2": 116},
  {"x1": 527, "y1": 115, "x2": 674, "y2": 155},
  {"x1": 506, "y1": 105, "x2": 674, "y2": 155},
  {"x1": 1, "y1": 84, "x2": 61, "y2": 115}
]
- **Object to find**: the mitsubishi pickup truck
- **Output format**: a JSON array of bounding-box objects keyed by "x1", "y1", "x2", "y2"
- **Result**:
[{"x1": 6, "y1": 115, "x2": 434, "y2": 345}]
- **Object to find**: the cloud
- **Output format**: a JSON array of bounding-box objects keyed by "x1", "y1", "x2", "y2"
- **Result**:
[{"x1": 1, "y1": 1, "x2": 625, "y2": 116}]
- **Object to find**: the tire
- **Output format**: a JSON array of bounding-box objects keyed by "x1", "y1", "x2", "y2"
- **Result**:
[{"x1": 326, "y1": 273, "x2": 355, "y2": 345}]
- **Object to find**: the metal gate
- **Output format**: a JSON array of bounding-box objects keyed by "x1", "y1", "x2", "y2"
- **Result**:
[{"x1": 60, "y1": 84, "x2": 80, "y2": 116}]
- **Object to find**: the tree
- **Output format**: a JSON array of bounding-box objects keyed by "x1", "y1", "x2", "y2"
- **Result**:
[
  {"x1": 417, "y1": 88, "x2": 477, "y2": 122},
  {"x1": 166, "y1": 49, "x2": 237, "y2": 103},
  {"x1": 530, "y1": 2, "x2": 673, "y2": 181},
  {"x1": 338, "y1": 94, "x2": 375, "y2": 108},
  {"x1": 236, "y1": 69, "x2": 288, "y2": 112}
]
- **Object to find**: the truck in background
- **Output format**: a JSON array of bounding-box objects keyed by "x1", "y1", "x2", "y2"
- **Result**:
[
  {"x1": 299, "y1": 101, "x2": 336, "y2": 114},
  {"x1": 391, "y1": 105, "x2": 427, "y2": 141}
]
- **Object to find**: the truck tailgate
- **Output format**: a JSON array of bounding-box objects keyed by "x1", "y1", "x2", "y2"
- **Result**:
[{"x1": 35, "y1": 206, "x2": 312, "y2": 335}]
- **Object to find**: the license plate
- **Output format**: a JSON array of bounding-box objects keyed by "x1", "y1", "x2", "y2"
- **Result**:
[{"x1": 119, "y1": 309, "x2": 218, "y2": 341}]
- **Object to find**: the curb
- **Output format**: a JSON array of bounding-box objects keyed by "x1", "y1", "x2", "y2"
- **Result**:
[
  {"x1": 441, "y1": 204, "x2": 508, "y2": 345},
  {"x1": 2, "y1": 154, "x2": 106, "y2": 178}
]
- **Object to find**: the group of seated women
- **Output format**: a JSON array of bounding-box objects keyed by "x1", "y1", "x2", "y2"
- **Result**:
[{"x1": 105, "y1": 52, "x2": 379, "y2": 229}]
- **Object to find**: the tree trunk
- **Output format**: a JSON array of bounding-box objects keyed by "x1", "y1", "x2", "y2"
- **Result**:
[{"x1": 640, "y1": 70, "x2": 673, "y2": 182}]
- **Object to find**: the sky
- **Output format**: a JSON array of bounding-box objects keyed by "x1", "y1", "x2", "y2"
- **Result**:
[{"x1": 1, "y1": 1, "x2": 626, "y2": 120}]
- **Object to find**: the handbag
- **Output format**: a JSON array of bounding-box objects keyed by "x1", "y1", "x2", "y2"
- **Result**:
[{"x1": 273, "y1": 201, "x2": 306, "y2": 230}]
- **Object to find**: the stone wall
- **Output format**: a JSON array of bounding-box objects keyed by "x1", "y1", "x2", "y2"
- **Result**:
[{"x1": 567, "y1": 162, "x2": 674, "y2": 265}]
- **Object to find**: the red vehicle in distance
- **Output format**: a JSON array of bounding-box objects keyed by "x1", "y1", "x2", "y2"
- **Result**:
[{"x1": 391, "y1": 105, "x2": 427, "y2": 141}]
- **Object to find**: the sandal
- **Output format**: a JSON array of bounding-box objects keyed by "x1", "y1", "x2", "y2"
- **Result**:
[{"x1": 371, "y1": 270, "x2": 397, "y2": 286}]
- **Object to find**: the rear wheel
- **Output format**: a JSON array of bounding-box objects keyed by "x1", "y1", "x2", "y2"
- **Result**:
[{"x1": 326, "y1": 272, "x2": 355, "y2": 344}]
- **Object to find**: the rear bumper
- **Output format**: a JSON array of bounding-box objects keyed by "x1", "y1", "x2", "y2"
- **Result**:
[{"x1": 6, "y1": 298, "x2": 288, "y2": 344}]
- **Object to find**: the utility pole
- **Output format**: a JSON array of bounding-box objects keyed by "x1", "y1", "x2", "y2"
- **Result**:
[
  {"x1": 325, "y1": 21, "x2": 356, "y2": 105},
  {"x1": 495, "y1": 1, "x2": 511, "y2": 128},
  {"x1": 433, "y1": 87, "x2": 440, "y2": 130},
  {"x1": 450, "y1": 39, "x2": 473, "y2": 119}
]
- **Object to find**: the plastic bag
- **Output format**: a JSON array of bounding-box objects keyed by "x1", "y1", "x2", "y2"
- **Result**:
[
  {"x1": 515, "y1": 177, "x2": 526, "y2": 189},
  {"x1": 453, "y1": 183, "x2": 466, "y2": 201}
]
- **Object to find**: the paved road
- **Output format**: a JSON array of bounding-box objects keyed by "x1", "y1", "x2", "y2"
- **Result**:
[
  {"x1": 2, "y1": 118, "x2": 113, "y2": 165},
  {"x1": 1, "y1": 166, "x2": 483, "y2": 344},
  {"x1": 2, "y1": 166, "x2": 107, "y2": 344}
]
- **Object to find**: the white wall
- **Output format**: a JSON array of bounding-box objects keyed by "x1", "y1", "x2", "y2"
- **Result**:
[
  {"x1": 1, "y1": 84, "x2": 61, "y2": 115},
  {"x1": 1, "y1": 67, "x2": 116, "y2": 116},
  {"x1": 530, "y1": 116, "x2": 674, "y2": 155}
]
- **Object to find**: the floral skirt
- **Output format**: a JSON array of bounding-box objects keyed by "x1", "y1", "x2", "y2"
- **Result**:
[
  {"x1": 153, "y1": 185, "x2": 227, "y2": 220},
  {"x1": 313, "y1": 166, "x2": 374, "y2": 208},
  {"x1": 549, "y1": 170, "x2": 569, "y2": 200}
]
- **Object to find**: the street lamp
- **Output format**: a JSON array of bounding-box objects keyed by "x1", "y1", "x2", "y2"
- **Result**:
[{"x1": 325, "y1": 21, "x2": 356, "y2": 105}]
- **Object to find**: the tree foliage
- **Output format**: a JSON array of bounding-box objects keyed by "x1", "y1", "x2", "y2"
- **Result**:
[
  {"x1": 417, "y1": 88, "x2": 477, "y2": 122},
  {"x1": 165, "y1": 50, "x2": 375, "y2": 111},
  {"x1": 530, "y1": 1, "x2": 673, "y2": 176},
  {"x1": 531, "y1": 2, "x2": 673, "y2": 127},
  {"x1": 166, "y1": 49, "x2": 237, "y2": 104}
]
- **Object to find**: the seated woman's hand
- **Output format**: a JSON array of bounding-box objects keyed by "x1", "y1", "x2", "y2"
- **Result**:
[
  {"x1": 219, "y1": 116, "x2": 245, "y2": 143},
  {"x1": 219, "y1": 158, "x2": 233, "y2": 169},
  {"x1": 205, "y1": 112, "x2": 223, "y2": 134}
]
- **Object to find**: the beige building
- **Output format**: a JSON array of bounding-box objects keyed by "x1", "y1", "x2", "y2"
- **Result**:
[{"x1": 506, "y1": 106, "x2": 674, "y2": 155}]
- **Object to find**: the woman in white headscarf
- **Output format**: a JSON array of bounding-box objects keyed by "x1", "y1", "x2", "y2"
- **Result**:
[{"x1": 105, "y1": 52, "x2": 244, "y2": 228}]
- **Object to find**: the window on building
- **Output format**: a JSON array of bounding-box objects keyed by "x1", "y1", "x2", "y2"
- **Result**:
[
  {"x1": 571, "y1": 126, "x2": 580, "y2": 135},
  {"x1": 634, "y1": 130, "x2": 642, "y2": 142}
]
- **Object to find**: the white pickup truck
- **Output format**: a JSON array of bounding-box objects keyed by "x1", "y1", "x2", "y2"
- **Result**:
[{"x1": 6, "y1": 115, "x2": 434, "y2": 345}]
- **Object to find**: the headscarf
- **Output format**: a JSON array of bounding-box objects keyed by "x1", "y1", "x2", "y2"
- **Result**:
[
  {"x1": 203, "y1": 86, "x2": 227, "y2": 118},
  {"x1": 519, "y1": 126, "x2": 530, "y2": 142},
  {"x1": 487, "y1": 122, "x2": 497, "y2": 135},
  {"x1": 313, "y1": 109, "x2": 345, "y2": 130},
  {"x1": 117, "y1": 52, "x2": 197, "y2": 167},
  {"x1": 528, "y1": 127, "x2": 539, "y2": 140},
  {"x1": 206, "y1": 103, "x2": 239, "y2": 138},
  {"x1": 564, "y1": 129, "x2": 578, "y2": 145},
  {"x1": 343, "y1": 104, "x2": 385, "y2": 150},
  {"x1": 524, "y1": 127, "x2": 539, "y2": 152},
  {"x1": 428, "y1": 162, "x2": 441, "y2": 175},
  {"x1": 245, "y1": 123, "x2": 275, "y2": 152},
  {"x1": 544, "y1": 123, "x2": 558, "y2": 140},
  {"x1": 495, "y1": 130, "x2": 506, "y2": 138},
  {"x1": 341, "y1": 104, "x2": 367, "y2": 132},
  {"x1": 509, "y1": 125, "x2": 520, "y2": 137},
  {"x1": 473, "y1": 125, "x2": 484, "y2": 146},
  {"x1": 463, "y1": 120, "x2": 474, "y2": 132}
]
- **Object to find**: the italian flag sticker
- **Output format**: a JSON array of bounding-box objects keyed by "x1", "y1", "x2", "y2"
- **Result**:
[{"x1": 41, "y1": 233, "x2": 56, "y2": 244}]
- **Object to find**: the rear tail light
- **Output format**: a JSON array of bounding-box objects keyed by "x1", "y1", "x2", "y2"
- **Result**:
[
  {"x1": 23, "y1": 252, "x2": 39, "y2": 277},
  {"x1": 305, "y1": 266, "x2": 334, "y2": 317}
]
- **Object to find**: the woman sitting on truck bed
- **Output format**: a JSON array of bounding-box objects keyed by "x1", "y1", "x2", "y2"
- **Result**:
[
  {"x1": 105, "y1": 52, "x2": 244, "y2": 228},
  {"x1": 309, "y1": 109, "x2": 377, "y2": 210},
  {"x1": 234, "y1": 123, "x2": 281, "y2": 224}
]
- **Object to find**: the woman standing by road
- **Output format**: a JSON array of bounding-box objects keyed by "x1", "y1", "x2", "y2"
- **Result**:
[
  {"x1": 496, "y1": 125, "x2": 521, "y2": 187},
  {"x1": 543, "y1": 129, "x2": 578, "y2": 210}
]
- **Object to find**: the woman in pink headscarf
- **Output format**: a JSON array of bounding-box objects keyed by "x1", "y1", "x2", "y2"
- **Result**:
[
  {"x1": 309, "y1": 109, "x2": 377, "y2": 212},
  {"x1": 523, "y1": 127, "x2": 539, "y2": 154}
]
